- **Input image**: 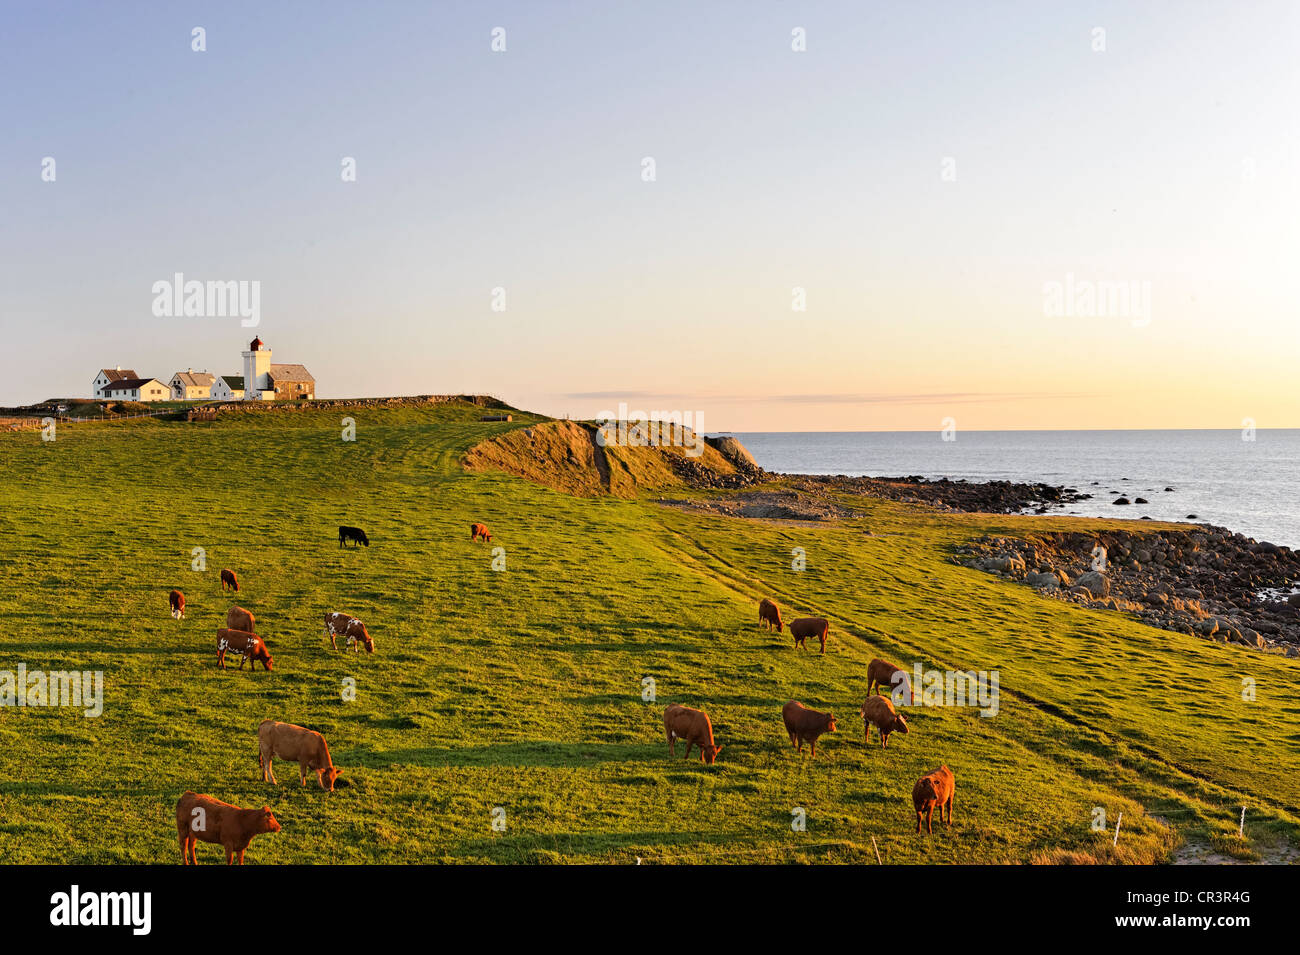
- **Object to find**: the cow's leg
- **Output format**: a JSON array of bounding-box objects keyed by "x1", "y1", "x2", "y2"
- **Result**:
[
  {"x1": 946, "y1": 795, "x2": 953, "y2": 826},
  {"x1": 299, "y1": 762, "x2": 308, "y2": 786},
  {"x1": 217, "y1": 650, "x2": 225, "y2": 669},
  {"x1": 179, "y1": 833, "x2": 189, "y2": 864},
  {"x1": 809, "y1": 739, "x2": 817, "y2": 758},
  {"x1": 666, "y1": 731, "x2": 675, "y2": 755},
  {"x1": 682, "y1": 740, "x2": 693, "y2": 761},
  {"x1": 225, "y1": 844, "x2": 234, "y2": 865},
  {"x1": 916, "y1": 811, "x2": 923, "y2": 834},
  {"x1": 237, "y1": 846, "x2": 247, "y2": 864},
  {"x1": 926, "y1": 806, "x2": 934, "y2": 835},
  {"x1": 882, "y1": 732, "x2": 889, "y2": 749}
]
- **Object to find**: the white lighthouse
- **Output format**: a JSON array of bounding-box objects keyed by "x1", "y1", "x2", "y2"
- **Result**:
[{"x1": 241, "y1": 336, "x2": 272, "y2": 400}]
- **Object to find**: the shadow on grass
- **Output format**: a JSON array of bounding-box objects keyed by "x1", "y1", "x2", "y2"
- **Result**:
[{"x1": 354, "y1": 740, "x2": 657, "y2": 768}]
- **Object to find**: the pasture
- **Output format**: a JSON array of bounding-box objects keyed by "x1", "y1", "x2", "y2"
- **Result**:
[{"x1": 0, "y1": 401, "x2": 1296, "y2": 863}]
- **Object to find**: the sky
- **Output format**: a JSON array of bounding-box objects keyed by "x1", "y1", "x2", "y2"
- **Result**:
[{"x1": 1, "y1": 1, "x2": 1296, "y2": 430}]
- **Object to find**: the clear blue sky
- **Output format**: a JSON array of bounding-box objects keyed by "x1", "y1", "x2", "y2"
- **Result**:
[{"x1": 2, "y1": 1, "x2": 1296, "y2": 429}]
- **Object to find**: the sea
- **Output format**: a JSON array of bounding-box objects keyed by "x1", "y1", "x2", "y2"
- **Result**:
[{"x1": 726, "y1": 430, "x2": 1300, "y2": 549}]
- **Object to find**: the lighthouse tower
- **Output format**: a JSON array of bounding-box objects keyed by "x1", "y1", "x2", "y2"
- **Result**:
[{"x1": 241, "y1": 336, "x2": 272, "y2": 400}]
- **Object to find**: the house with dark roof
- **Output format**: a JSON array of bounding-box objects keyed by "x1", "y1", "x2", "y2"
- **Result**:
[
  {"x1": 210, "y1": 375, "x2": 245, "y2": 400},
  {"x1": 103, "y1": 377, "x2": 169, "y2": 402},
  {"x1": 91, "y1": 367, "x2": 139, "y2": 399}
]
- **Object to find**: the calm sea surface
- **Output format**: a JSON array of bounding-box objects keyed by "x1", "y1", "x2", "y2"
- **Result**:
[{"x1": 727, "y1": 430, "x2": 1300, "y2": 549}]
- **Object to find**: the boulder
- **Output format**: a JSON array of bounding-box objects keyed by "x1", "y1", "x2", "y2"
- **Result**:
[
  {"x1": 1074, "y1": 571, "x2": 1110, "y2": 598},
  {"x1": 1026, "y1": 572, "x2": 1059, "y2": 590}
]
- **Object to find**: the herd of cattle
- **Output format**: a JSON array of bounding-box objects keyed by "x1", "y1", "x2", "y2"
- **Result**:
[{"x1": 164, "y1": 522, "x2": 954, "y2": 863}]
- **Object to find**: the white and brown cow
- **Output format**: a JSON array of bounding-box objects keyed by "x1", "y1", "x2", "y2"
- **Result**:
[{"x1": 324, "y1": 611, "x2": 374, "y2": 653}]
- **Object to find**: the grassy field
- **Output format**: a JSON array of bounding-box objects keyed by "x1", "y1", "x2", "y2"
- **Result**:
[{"x1": 1, "y1": 401, "x2": 1297, "y2": 864}]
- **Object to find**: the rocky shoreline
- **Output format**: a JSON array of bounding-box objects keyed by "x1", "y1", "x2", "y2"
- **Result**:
[
  {"x1": 958, "y1": 527, "x2": 1300, "y2": 655},
  {"x1": 782, "y1": 473, "x2": 1091, "y2": 514}
]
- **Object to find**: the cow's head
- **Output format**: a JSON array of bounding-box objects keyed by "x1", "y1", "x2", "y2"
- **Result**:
[
  {"x1": 317, "y1": 766, "x2": 343, "y2": 791},
  {"x1": 825, "y1": 714, "x2": 837, "y2": 733},
  {"x1": 915, "y1": 777, "x2": 939, "y2": 803},
  {"x1": 893, "y1": 713, "x2": 910, "y2": 734},
  {"x1": 361, "y1": 534, "x2": 370, "y2": 547},
  {"x1": 700, "y1": 744, "x2": 723, "y2": 765},
  {"x1": 260, "y1": 808, "x2": 281, "y2": 833},
  {"x1": 261, "y1": 653, "x2": 274, "y2": 672},
  {"x1": 362, "y1": 635, "x2": 374, "y2": 654}
]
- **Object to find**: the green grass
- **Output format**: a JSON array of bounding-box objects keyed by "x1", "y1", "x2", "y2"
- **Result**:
[{"x1": 0, "y1": 401, "x2": 1296, "y2": 864}]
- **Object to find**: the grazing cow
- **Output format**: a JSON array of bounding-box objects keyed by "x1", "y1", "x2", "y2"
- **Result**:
[
  {"x1": 175, "y1": 791, "x2": 280, "y2": 865},
  {"x1": 339, "y1": 525, "x2": 369, "y2": 548},
  {"x1": 663, "y1": 703, "x2": 723, "y2": 764},
  {"x1": 258, "y1": 720, "x2": 343, "y2": 791},
  {"x1": 216, "y1": 628, "x2": 274, "y2": 672},
  {"x1": 470, "y1": 522, "x2": 492, "y2": 543},
  {"x1": 913, "y1": 765, "x2": 955, "y2": 834},
  {"x1": 867, "y1": 657, "x2": 913, "y2": 704},
  {"x1": 220, "y1": 568, "x2": 239, "y2": 593},
  {"x1": 323, "y1": 611, "x2": 374, "y2": 653},
  {"x1": 860, "y1": 694, "x2": 910, "y2": 748},
  {"x1": 168, "y1": 589, "x2": 185, "y2": 620},
  {"x1": 789, "y1": 617, "x2": 829, "y2": 654},
  {"x1": 226, "y1": 606, "x2": 255, "y2": 635},
  {"x1": 781, "y1": 700, "x2": 837, "y2": 757},
  {"x1": 758, "y1": 598, "x2": 783, "y2": 632}
]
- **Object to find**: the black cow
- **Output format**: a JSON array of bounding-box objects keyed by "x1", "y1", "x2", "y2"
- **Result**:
[{"x1": 339, "y1": 526, "x2": 370, "y2": 548}]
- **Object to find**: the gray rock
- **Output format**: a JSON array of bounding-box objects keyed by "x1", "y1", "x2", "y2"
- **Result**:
[{"x1": 1075, "y1": 571, "x2": 1111, "y2": 598}]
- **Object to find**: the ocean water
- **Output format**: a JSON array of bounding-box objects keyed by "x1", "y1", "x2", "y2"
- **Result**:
[{"x1": 727, "y1": 430, "x2": 1300, "y2": 549}]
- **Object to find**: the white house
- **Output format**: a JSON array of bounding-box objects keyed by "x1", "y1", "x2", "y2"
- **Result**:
[
  {"x1": 103, "y1": 377, "x2": 169, "y2": 402},
  {"x1": 91, "y1": 367, "x2": 139, "y2": 399},
  {"x1": 168, "y1": 369, "x2": 216, "y2": 400},
  {"x1": 210, "y1": 375, "x2": 245, "y2": 400}
]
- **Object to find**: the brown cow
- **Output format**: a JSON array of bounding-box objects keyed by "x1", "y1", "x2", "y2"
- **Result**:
[
  {"x1": 913, "y1": 765, "x2": 955, "y2": 834},
  {"x1": 663, "y1": 703, "x2": 723, "y2": 764},
  {"x1": 258, "y1": 720, "x2": 342, "y2": 791},
  {"x1": 175, "y1": 791, "x2": 280, "y2": 865},
  {"x1": 168, "y1": 589, "x2": 185, "y2": 620},
  {"x1": 789, "y1": 617, "x2": 829, "y2": 654},
  {"x1": 216, "y1": 628, "x2": 273, "y2": 671},
  {"x1": 220, "y1": 568, "x2": 239, "y2": 593},
  {"x1": 324, "y1": 611, "x2": 373, "y2": 653},
  {"x1": 758, "y1": 598, "x2": 783, "y2": 632},
  {"x1": 470, "y1": 522, "x2": 492, "y2": 543},
  {"x1": 867, "y1": 657, "x2": 913, "y2": 704},
  {"x1": 781, "y1": 700, "x2": 837, "y2": 757},
  {"x1": 226, "y1": 606, "x2": 255, "y2": 634},
  {"x1": 860, "y1": 694, "x2": 910, "y2": 748}
]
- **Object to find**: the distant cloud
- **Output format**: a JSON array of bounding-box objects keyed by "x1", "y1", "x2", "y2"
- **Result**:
[
  {"x1": 557, "y1": 390, "x2": 1095, "y2": 406},
  {"x1": 768, "y1": 392, "x2": 1097, "y2": 406}
]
